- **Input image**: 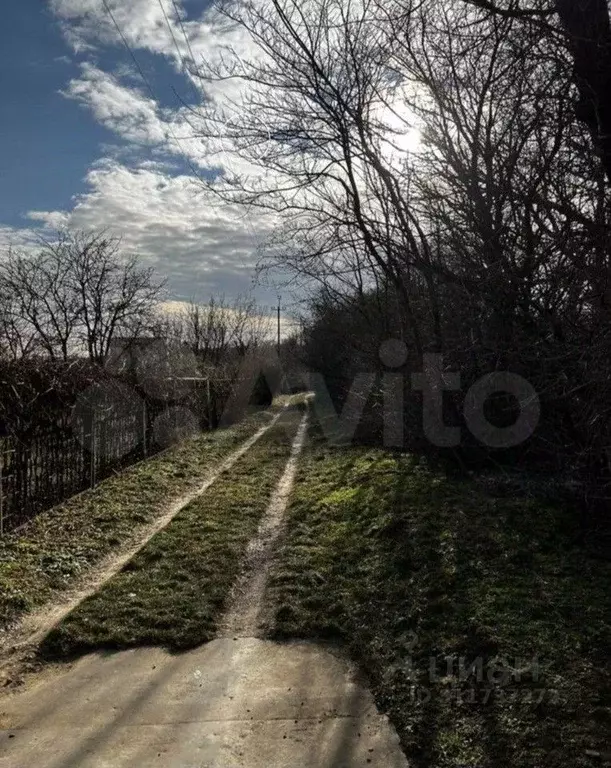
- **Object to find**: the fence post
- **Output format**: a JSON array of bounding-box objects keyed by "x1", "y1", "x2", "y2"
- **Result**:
[
  {"x1": 99, "y1": 414, "x2": 106, "y2": 480},
  {"x1": 0, "y1": 448, "x2": 3, "y2": 536},
  {"x1": 206, "y1": 378, "x2": 211, "y2": 429},
  {"x1": 142, "y1": 400, "x2": 147, "y2": 458},
  {"x1": 90, "y1": 412, "x2": 96, "y2": 489}
]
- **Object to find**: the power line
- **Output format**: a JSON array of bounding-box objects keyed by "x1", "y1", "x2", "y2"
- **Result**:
[
  {"x1": 100, "y1": 0, "x2": 204, "y2": 181},
  {"x1": 102, "y1": 0, "x2": 266, "y2": 287},
  {"x1": 156, "y1": 0, "x2": 203, "y2": 105},
  {"x1": 160, "y1": 1, "x2": 265, "y2": 271},
  {"x1": 171, "y1": 0, "x2": 199, "y2": 71},
  {"x1": 156, "y1": 0, "x2": 187, "y2": 74},
  {"x1": 101, "y1": 0, "x2": 157, "y2": 104}
]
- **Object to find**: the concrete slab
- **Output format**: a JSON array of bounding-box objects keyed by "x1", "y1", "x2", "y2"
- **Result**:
[{"x1": 0, "y1": 638, "x2": 409, "y2": 767}]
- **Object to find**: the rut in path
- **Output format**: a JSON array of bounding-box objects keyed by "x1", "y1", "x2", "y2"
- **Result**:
[
  {"x1": 0, "y1": 407, "x2": 289, "y2": 680},
  {"x1": 217, "y1": 409, "x2": 309, "y2": 638},
  {"x1": 0, "y1": 404, "x2": 411, "y2": 768}
]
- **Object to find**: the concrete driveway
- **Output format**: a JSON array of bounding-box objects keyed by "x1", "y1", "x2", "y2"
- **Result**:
[{"x1": 0, "y1": 637, "x2": 409, "y2": 767}]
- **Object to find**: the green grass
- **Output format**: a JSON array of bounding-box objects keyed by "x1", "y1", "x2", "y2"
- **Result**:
[
  {"x1": 266, "y1": 421, "x2": 611, "y2": 768},
  {"x1": 0, "y1": 401, "x2": 289, "y2": 635},
  {"x1": 39, "y1": 405, "x2": 304, "y2": 656}
]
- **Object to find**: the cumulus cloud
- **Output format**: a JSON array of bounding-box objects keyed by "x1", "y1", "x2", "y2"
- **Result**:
[
  {"x1": 50, "y1": 0, "x2": 216, "y2": 71},
  {"x1": 26, "y1": 210, "x2": 71, "y2": 229},
  {"x1": 10, "y1": 2, "x2": 282, "y2": 305},
  {"x1": 50, "y1": 0, "x2": 254, "y2": 103},
  {"x1": 62, "y1": 63, "x2": 166, "y2": 145},
  {"x1": 26, "y1": 159, "x2": 274, "y2": 301},
  {"x1": 51, "y1": 0, "x2": 173, "y2": 56},
  {"x1": 60, "y1": 63, "x2": 211, "y2": 167}
]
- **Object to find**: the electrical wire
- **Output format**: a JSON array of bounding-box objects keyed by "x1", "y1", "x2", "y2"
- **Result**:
[
  {"x1": 157, "y1": 0, "x2": 204, "y2": 105},
  {"x1": 100, "y1": 0, "x2": 204, "y2": 180},
  {"x1": 171, "y1": 0, "x2": 199, "y2": 70}
]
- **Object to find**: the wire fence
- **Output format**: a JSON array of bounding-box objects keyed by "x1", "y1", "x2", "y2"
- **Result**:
[
  {"x1": 0, "y1": 401, "x2": 162, "y2": 535},
  {"x1": 0, "y1": 371, "x2": 228, "y2": 536},
  {"x1": 0, "y1": 366, "x2": 278, "y2": 535}
]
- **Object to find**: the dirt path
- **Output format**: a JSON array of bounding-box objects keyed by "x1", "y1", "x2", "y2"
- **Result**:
[
  {"x1": 218, "y1": 409, "x2": 309, "y2": 638},
  {"x1": 0, "y1": 407, "x2": 288, "y2": 682},
  {"x1": 0, "y1": 401, "x2": 409, "y2": 767}
]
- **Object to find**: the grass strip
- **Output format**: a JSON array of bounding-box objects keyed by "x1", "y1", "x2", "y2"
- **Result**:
[
  {"x1": 0, "y1": 401, "x2": 289, "y2": 635},
  {"x1": 39, "y1": 404, "x2": 305, "y2": 656},
  {"x1": 266, "y1": 421, "x2": 611, "y2": 768}
]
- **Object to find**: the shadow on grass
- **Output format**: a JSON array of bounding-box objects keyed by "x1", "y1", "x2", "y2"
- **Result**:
[{"x1": 266, "y1": 421, "x2": 611, "y2": 768}]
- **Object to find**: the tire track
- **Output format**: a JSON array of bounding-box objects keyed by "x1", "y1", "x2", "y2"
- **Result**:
[
  {"x1": 218, "y1": 407, "x2": 309, "y2": 638},
  {"x1": 0, "y1": 406, "x2": 290, "y2": 677}
]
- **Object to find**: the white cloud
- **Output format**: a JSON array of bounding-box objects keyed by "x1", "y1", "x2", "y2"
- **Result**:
[
  {"x1": 23, "y1": 2, "x2": 285, "y2": 304},
  {"x1": 50, "y1": 0, "x2": 272, "y2": 180},
  {"x1": 62, "y1": 63, "x2": 167, "y2": 145},
  {"x1": 0, "y1": 225, "x2": 43, "y2": 254},
  {"x1": 50, "y1": 0, "x2": 253, "y2": 101},
  {"x1": 33, "y1": 0, "x2": 427, "y2": 318},
  {"x1": 50, "y1": 0, "x2": 212, "y2": 69},
  {"x1": 27, "y1": 210, "x2": 71, "y2": 229},
  {"x1": 25, "y1": 159, "x2": 275, "y2": 301},
  {"x1": 60, "y1": 62, "x2": 225, "y2": 171}
]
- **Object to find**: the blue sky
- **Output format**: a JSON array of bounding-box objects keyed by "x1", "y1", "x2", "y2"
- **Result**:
[
  {"x1": 0, "y1": 0, "x2": 283, "y2": 309},
  {"x1": 0, "y1": 3, "x2": 105, "y2": 227}
]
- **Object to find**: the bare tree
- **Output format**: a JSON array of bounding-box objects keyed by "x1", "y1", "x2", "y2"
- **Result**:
[
  {"x1": 464, "y1": 0, "x2": 611, "y2": 185},
  {"x1": 0, "y1": 239, "x2": 84, "y2": 361},
  {"x1": 0, "y1": 278, "x2": 41, "y2": 360},
  {"x1": 161, "y1": 295, "x2": 272, "y2": 365},
  {"x1": 152, "y1": 295, "x2": 273, "y2": 427},
  {"x1": 0, "y1": 230, "x2": 165, "y2": 364},
  {"x1": 189, "y1": 0, "x2": 611, "y2": 491},
  {"x1": 68, "y1": 231, "x2": 165, "y2": 363},
  {"x1": 195, "y1": 0, "x2": 445, "y2": 356}
]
